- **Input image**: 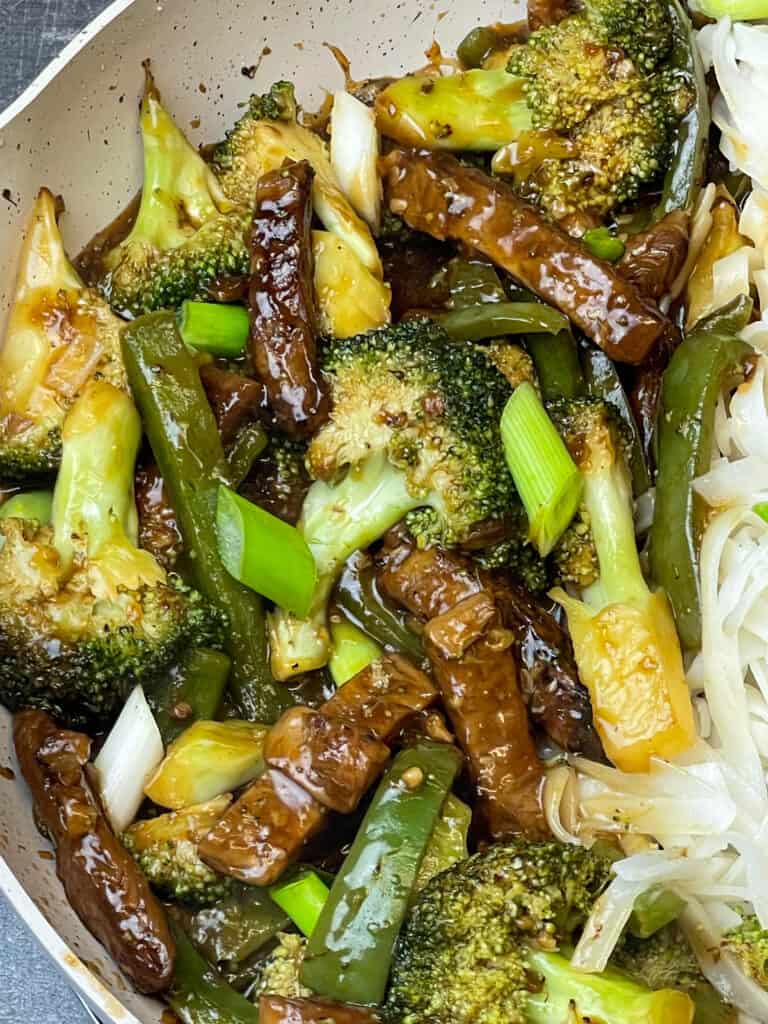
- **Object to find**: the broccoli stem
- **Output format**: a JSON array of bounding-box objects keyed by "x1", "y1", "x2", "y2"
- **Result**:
[
  {"x1": 52, "y1": 380, "x2": 143, "y2": 572},
  {"x1": 580, "y1": 448, "x2": 648, "y2": 610},
  {"x1": 524, "y1": 948, "x2": 695, "y2": 1024},
  {"x1": 269, "y1": 453, "x2": 422, "y2": 678},
  {"x1": 120, "y1": 68, "x2": 226, "y2": 256}
]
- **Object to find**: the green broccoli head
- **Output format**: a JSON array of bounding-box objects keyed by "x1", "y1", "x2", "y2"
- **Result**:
[
  {"x1": 98, "y1": 68, "x2": 250, "y2": 318},
  {"x1": 123, "y1": 797, "x2": 233, "y2": 908},
  {"x1": 311, "y1": 319, "x2": 516, "y2": 546},
  {"x1": 253, "y1": 932, "x2": 311, "y2": 1000},
  {"x1": 505, "y1": 0, "x2": 691, "y2": 220},
  {"x1": 0, "y1": 380, "x2": 223, "y2": 725},
  {"x1": 721, "y1": 915, "x2": 768, "y2": 990},
  {"x1": 386, "y1": 839, "x2": 695, "y2": 1024},
  {"x1": 0, "y1": 189, "x2": 127, "y2": 482},
  {"x1": 267, "y1": 320, "x2": 528, "y2": 679}
]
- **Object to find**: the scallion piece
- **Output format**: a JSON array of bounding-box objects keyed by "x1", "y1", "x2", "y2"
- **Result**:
[
  {"x1": 329, "y1": 618, "x2": 383, "y2": 687},
  {"x1": 216, "y1": 484, "x2": 317, "y2": 617},
  {"x1": 177, "y1": 301, "x2": 249, "y2": 357},
  {"x1": 501, "y1": 382, "x2": 583, "y2": 556},
  {"x1": 754, "y1": 502, "x2": 768, "y2": 523},
  {"x1": 0, "y1": 490, "x2": 53, "y2": 524},
  {"x1": 582, "y1": 227, "x2": 625, "y2": 264},
  {"x1": 269, "y1": 870, "x2": 330, "y2": 938}
]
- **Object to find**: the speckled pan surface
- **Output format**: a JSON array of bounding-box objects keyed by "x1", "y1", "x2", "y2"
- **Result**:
[{"x1": 0, "y1": 0, "x2": 513, "y2": 1019}]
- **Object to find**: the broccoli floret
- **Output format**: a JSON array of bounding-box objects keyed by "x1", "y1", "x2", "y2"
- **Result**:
[
  {"x1": 505, "y1": 0, "x2": 692, "y2": 220},
  {"x1": 253, "y1": 933, "x2": 311, "y2": 1000},
  {"x1": 0, "y1": 189, "x2": 126, "y2": 482},
  {"x1": 549, "y1": 398, "x2": 696, "y2": 772},
  {"x1": 722, "y1": 915, "x2": 768, "y2": 990},
  {"x1": 212, "y1": 82, "x2": 380, "y2": 275},
  {"x1": 386, "y1": 839, "x2": 695, "y2": 1024},
  {"x1": 267, "y1": 320, "x2": 524, "y2": 679},
  {"x1": 0, "y1": 380, "x2": 223, "y2": 725},
  {"x1": 123, "y1": 796, "x2": 233, "y2": 908},
  {"x1": 98, "y1": 67, "x2": 250, "y2": 318},
  {"x1": 550, "y1": 509, "x2": 599, "y2": 589}
]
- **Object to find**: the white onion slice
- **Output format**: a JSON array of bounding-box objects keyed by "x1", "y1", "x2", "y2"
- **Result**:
[
  {"x1": 93, "y1": 686, "x2": 164, "y2": 833},
  {"x1": 330, "y1": 91, "x2": 381, "y2": 232}
]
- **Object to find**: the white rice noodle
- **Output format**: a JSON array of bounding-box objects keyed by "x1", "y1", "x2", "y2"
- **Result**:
[
  {"x1": 669, "y1": 182, "x2": 717, "y2": 301},
  {"x1": 711, "y1": 246, "x2": 754, "y2": 312},
  {"x1": 698, "y1": 19, "x2": 768, "y2": 190},
  {"x1": 740, "y1": 187, "x2": 768, "y2": 249}
]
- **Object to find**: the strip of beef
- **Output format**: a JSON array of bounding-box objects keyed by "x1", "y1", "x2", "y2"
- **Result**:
[
  {"x1": 492, "y1": 582, "x2": 604, "y2": 760},
  {"x1": 199, "y1": 768, "x2": 326, "y2": 885},
  {"x1": 199, "y1": 656, "x2": 438, "y2": 884},
  {"x1": 134, "y1": 463, "x2": 183, "y2": 569},
  {"x1": 249, "y1": 159, "x2": 329, "y2": 437},
  {"x1": 199, "y1": 363, "x2": 266, "y2": 446},
  {"x1": 325, "y1": 652, "x2": 439, "y2": 742},
  {"x1": 618, "y1": 211, "x2": 690, "y2": 302},
  {"x1": 424, "y1": 590, "x2": 548, "y2": 839},
  {"x1": 263, "y1": 707, "x2": 390, "y2": 813},
  {"x1": 528, "y1": 0, "x2": 573, "y2": 29},
  {"x1": 260, "y1": 995, "x2": 380, "y2": 1024},
  {"x1": 376, "y1": 537, "x2": 603, "y2": 757},
  {"x1": 13, "y1": 710, "x2": 175, "y2": 994},
  {"x1": 382, "y1": 149, "x2": 666, "y2": 363}
]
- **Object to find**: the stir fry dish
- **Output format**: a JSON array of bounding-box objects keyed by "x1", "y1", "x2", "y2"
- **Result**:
[{"x1": 10, "y1": 0, "x2": 768, "y2": 1020}]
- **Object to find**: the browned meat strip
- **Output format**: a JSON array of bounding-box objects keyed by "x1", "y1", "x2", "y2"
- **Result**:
[
  {"x1": 424, "y1": 592, "x2": 548, "y2": 839},
  {"x1": 13, "y1": 710, "x2": 175, "y2": 994},
  {"x1": 199, "y1": 363, "x2": 266, "y2": 446},
  {"x1": 375, "y1": 534, "x2": 482, "y2": 620},
  {"x1": 377, "y1": 539, "x2": 603, "y2": 758},
  {"x1": 249, "y1": 159, "x2": 329, "y2": 437},
  {"x1": 618, "y1": 211, "x2": 690, "y2": 302},
  {"x1": 528, "y1": 0, "x2": 573, "y2": 28},
  {"x1": 382, "y1": 149, "x2": 666, "y2": 363},
  {"x1": 493, "y1": 582, "x2": 604, "y2": 759},
  {"x1": 260, "y1": 995, "x2": 380, "y2": 1024},
  {"x1": 134, "y1": 463, "x2": 183, "y2": 569},
  {"x1": 199, "y1": 769, "x2": 326, "y2": 885},
  {"x1": 325, "y1": 652, "x2": 438, "y2": 742},
  {"x1": 200, "y1": 652, "x2": 438, "y2": 884},
  {"x1": 263, "y1": 707, "x2": 390, "y2": 813}
]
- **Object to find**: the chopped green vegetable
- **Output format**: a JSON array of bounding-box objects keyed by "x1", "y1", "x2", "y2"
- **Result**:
[
  {"x1": 754, "y1": 502, "x2": 768, "y2": 524},
  {"x1": 168, "y1": 921, "x2": 260, "y2": 1024},
  {"x1": 226, "y1": 424, "x2": 268, "y2": 489},
  {"x1": 689, "y1": 0, "x2": 768, "y2": 21},
  {"x1": 439, "y1": 302, "x2": 569, "y2": 341},
  {"x1": 629, "y1": 888, "x2": 687, "y2": 940},
  {"x1": 583, "y1": 227, "x2": 626, "y2": 263},
  {"x1": 301, "y1": 741, "x2": 463, "y2": 1004},
  {"x1": 415, "y1": 793, "x2": 472, "y2": 891},
  {"x1": 148, "y1": 647, "x2": 231, "y2": 745},
  {"x1": 329, "y1": 618, "x2": 383, "y2": 687},
  {"x1": 122, "y1": 311, "x2": 291, "y2": 722},
  {"x1": 501, "y1": 382, "x2": 583, "y2": 557},
  {"x1": 217, "y1": 484, "x2": 317, "y2": 617},
  {"x1": 269, "y1": 871, "x2": 331, "y2": 938},
  {"x1": 525, "y1": 332, "x2": 584, "y2": 403},
  {"x1": 178, "y1": 301, "x2": 250, "y2": 357},
  {"x1": 0, "y1": 491, "x2": 53, "y2": 525}
]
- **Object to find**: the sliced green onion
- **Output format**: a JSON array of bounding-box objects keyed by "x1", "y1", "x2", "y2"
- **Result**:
[
  {"x1": 754, "y1": 501, "x2": 768, "y2": 523},
  {"x1": 227, "y1": 423, "x2": 268, "y2": 488},
  {"x1": 177, "y1": 301, "x2": 249, "y2": 357},
  {"x1": 216, "y1": 484, "x2": 317, "y2": 617},
  {"x1": 582, "y1": 227, "x2": 625, "y2": 264},
  {"x1": 269, "y1": 870, "x2": 330, "y2": 938},
  {"x1": 439, "y1": 301, "x2": 568, "y2": 341},
  {"x1": 501, "y1": 382, "x2": 583, "y2": 557},
  {"x1": 329, "y1": 618, "x2": 383, "y2": 687},
  {"x1": 628, "y1": 887, "x2": 687, "y2": 939},
  {"x1": 0, "y1": 490, "x2": 53, "y2": 524}
]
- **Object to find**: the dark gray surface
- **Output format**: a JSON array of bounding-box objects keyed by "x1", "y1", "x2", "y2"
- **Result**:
[{"x1": 0, "y1": 4, "x2": 110, "y2": 1016}]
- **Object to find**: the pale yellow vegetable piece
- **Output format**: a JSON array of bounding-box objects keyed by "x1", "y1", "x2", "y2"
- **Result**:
[{"x1": 313, "y1": 231, "x2": 391, "y2": 339}]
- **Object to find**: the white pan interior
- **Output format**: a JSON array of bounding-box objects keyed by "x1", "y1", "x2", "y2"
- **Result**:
[{"x1": 0, "y1": 0, "x2": 512, "y2": 1019}]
